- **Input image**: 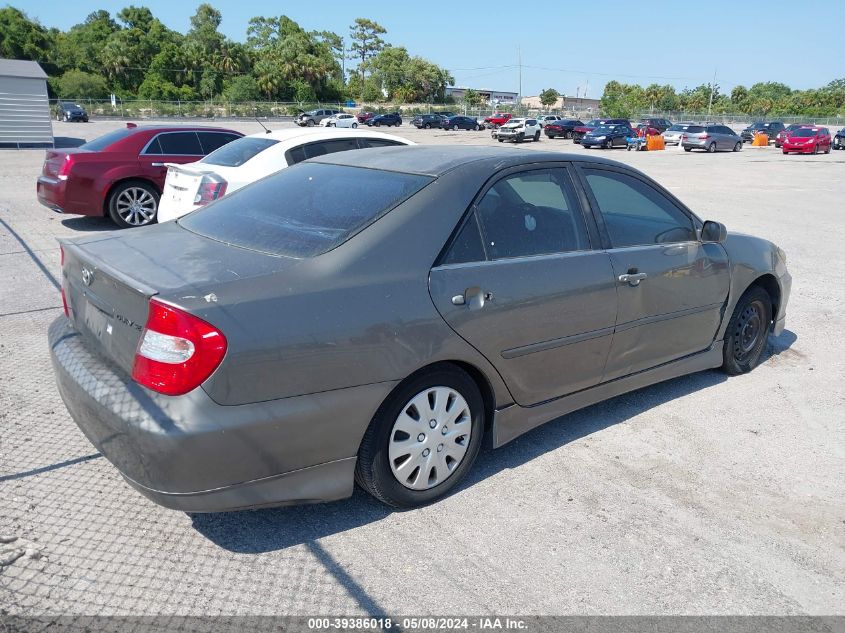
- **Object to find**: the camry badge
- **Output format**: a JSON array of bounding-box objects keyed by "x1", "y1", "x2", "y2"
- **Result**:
[{"x1": 81, "y1": 267, "x2": 93, "y2": 286}]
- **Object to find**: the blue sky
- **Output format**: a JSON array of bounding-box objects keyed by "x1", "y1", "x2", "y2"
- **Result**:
[{"x1": 17, "y1": 0, "x2": 845, "y2": 97}]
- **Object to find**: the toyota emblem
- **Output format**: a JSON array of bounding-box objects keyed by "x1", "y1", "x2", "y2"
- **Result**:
[{"x1": 81, "y1": 267, "x2": 93, "y2": 286}]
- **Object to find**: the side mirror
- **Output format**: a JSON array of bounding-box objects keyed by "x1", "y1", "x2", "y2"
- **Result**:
[{"x1": 701, "y1": 220, "x2": 727, "y2": 243}]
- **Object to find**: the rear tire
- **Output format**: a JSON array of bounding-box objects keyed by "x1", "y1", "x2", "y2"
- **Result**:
[
  {"x1": 306, "y1": 119, "x2": 315, "y2": 127},
  {"x1": 684, "y1": 147, "x2": 692, "y2": 152},
  {"x1": 533, "y1": 131, "x2": 540, "y2": 142},
  {"x1": 453, "y1": 124, "x2": 459, "y2": 131},
  {"x1": 107, "y1": 180, "x2": 159, "y2": 229},
  {"x1": 604, "y1": 139, "x2": 612, "y2": 149},
  {"x1": 707, "y1": 142, "x2": 716, "y2": 153},
  {"x1": 355, "y1": 366, "x2": 485, "y2": 508},
  {"x1": 352, "y1": 123, "x2": 358, "y2": 128},
  {"x1": 721, "y1": 286, "x2": 772, "y2": 376}
]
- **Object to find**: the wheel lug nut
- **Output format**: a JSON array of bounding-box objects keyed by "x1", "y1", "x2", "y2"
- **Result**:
[
  {"x1": 441, "y1": 427, "x2": 448, "y2": 435},
  {"x1": 422, "y1": 448, "x2": 430, "y2": 457},
  {"x1": 437, "y1": 444, "x2": 444, "y2": 452},
  {"x1": 417, "y1": 433, "x2": 426, "y2": 442},
  {"x1": 429, "y1": 419, "x2": 437, "y2": 429}
]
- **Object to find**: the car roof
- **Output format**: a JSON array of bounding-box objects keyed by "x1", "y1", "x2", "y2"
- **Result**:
[
  {"x1": 124, "y1": 125, "x2": 240, "y2": 134},
  {"x1": 308, "y1": 145, "x2": 626, "y2": 177},
  {"x1": 242, "y1": 127, "x2": 411, "y2": 144}
]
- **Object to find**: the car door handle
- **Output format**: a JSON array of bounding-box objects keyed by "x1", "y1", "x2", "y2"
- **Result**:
[
  {"x1": 150, "y1": 162, "x2": 166, "y2": 167},
  {"x1": 618, "y1": 272, "x2": 648, "y2": 286},
  {"x1": 452, "y1": 287, "x2": 493, "y2": 309}
]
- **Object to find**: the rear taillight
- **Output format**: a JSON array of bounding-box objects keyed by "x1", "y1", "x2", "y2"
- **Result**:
[
  {"x1": 194, "y1": 174, "x2": 227, "y2": 206},
  {"x1": 700, "y1": 134, "x2": 710, "y2": 140},
  {"x1": 58, "y1": 155, "x2": 74, "y2": 181},
  {"x1": 60, "y1": 287, "x2": 70, "y2": 318},
  {"x1": 132, "y1": 299, "x2": 227, "y2": 396}
]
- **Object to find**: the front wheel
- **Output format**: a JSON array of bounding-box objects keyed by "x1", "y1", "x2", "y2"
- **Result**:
[
  {"x1": 733, "y1": 141, "x2": 742, "y2": 152},
  {"x1": 424, "y1": 123, "x2": 431, "y2": 129},
  {"x1": 533, "y1": 131, "x2": 540, "y2": 142},
  {"x1": 306, "y1": 119, "x2": 315, "y2": 127},
  {"x1": 475, "y1": 124, "x2": 481, "y2": 131},
  {"x1": 452, "y1": 124, "x2": 459, "y2": 131},
  {"x1": 604, "y1": 139, "x2": 612, "y2": 149},
  {"x1": 352, "y1": 122, "x2": 358, "y2": 128},
  {"x1": 107, "y1": 181, "x2": 159, "y2": 229},
  {"x1": 684, "y1": 147, "x2": 692, "y2": 152},
  {"x1": 355, "y1": 366, "x2": 485, "y2": 508},
  {"x1": 721, "y1": 286, "x2": 772, "y2": 375}
]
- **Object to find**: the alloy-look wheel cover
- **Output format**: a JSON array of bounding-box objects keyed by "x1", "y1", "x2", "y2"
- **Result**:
[
  {"x1": 115, "y1": 187, "x2": 157, "y2": 226},
  {"x1": 388, "y1": 386, "x2": 472, "y2": 491}
]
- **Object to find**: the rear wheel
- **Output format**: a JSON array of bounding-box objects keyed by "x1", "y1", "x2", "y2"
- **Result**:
[
  {"x1": 813, "y1": 143, "x2": 818, "y2": 154},
  {"x1": 707, "y1": 142, "x2": 716, "y2": 153},
  {"x1": 355, "y1": 366, "x2": 484, "y2": 508},
  {"x1": 475, "y1": 124, "x2": 481, "y2": 131},
  {"x1": 721, "y1": 286, "x2": 772, "y2": 375},
  {"x1": 107, "y1": 181, "x2": 159, "y2": 229},
  {"x1": 604, "y1": 139, "x2": 612, "y2": 149},
  {"x1": 306, "y1": 119, "x2": 315, "y2": 127},
  {"x1": 684, "y1": 147, "x2": 692, "y2": 152},
  {"x1": 352, "y1": 122, "x2": 358, "y2": 128},
  {"x1": 453, "y1": 124, "x2": 459, "y2": 131},
  {"x1": 533, "y1": 131, "x2": 540, "y2": 142}
]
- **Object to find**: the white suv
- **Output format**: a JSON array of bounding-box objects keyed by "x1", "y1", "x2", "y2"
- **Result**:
[{"x1": 496, "y1": 118, "x2": 542, "y2": 143}]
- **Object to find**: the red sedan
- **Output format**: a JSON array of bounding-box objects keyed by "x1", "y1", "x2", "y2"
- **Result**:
[
  {"x1": 37, "y1": 124, "x2": 242, "y2": 228},
  {"x1": 782, "y1": 126, "x2": 832, "y2": 155}
]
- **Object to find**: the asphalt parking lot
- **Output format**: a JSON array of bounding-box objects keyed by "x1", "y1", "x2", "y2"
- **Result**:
[{"x1": 1, "y1": 119, "x2": 843, "y2": 617}]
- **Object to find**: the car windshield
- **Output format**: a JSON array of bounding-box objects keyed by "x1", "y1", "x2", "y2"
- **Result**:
[
  {"x1": 785, "y1": 124, "x2": 802, "y2": 131},
  {"x1": 508, "y1": 119, "x2": 525, "y2": 124},
  {"x1": 749, "y1": 122, "x2": 766, "y2": 129},
  {"x1": 199, "y1": 136, "x2": 279, "y2": 167},
  {"x1": 585, "y1": 120, "x2": 601, "y2": 126},
  {"x1": 181, "y1": 163, "x2": 433, "y2": 258},
  {"x1": 667, "y1": 124, "x2": 690, "y2": 131},
  {"x1": 592, "y1": 126, "x2": 616, "y2": 134},
  {"x1": 79, "y1": 128, "x2": 135, "y2": 151},
  {"x1": 791, "y1": 129, "x2": 818, "y2": 138}
]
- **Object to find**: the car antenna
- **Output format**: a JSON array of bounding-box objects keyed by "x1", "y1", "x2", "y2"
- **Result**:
[{"x1": 256, "y1": 118, "x2": 271, "y2": 134}]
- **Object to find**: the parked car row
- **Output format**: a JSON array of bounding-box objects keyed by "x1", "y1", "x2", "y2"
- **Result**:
[{"x1": 37, "y1": 123, "x2": 413, "y2": 228}]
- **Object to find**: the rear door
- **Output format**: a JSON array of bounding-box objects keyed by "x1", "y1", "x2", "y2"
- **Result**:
[
  {"x1": 577, "y1": 165, "x2": 730, "y2": 380},
  {"x1": 429, "y1": 165, "x2": 618, "y2": 406},
  {"x1": 139, "y1": 131, "x2": 204, "y2": 189}
]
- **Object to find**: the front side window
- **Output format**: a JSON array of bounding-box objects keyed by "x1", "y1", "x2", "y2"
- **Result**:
[
  {"x1": 475, "y1": 168, "x2": 589, "y2": 260},
  {"x1": 197, "y1": 132, "x2": 240, "y2": 154},
  {"x1": 583, "y1": 169, "x2": 696, "y2": 248}
]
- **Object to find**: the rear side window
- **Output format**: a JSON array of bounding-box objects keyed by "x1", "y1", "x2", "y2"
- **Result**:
[
  {"x1": 81, "y1": 128, "x2": 135, "y2": 152},
  {"x1": 441, "y1": 213, "x2": 486, "y2": 265},
  {"x1": 181, "y1": 163, "x2": 433, "y2": 258},
  {"x1": 156, "y1": 132, "x2": 203, "y2": 155},
  {"x1": 200, "y1": 137, "x2": 279, "y2": 167},
  {"x1": 197, "y1": 132, "x2": 240, "y2": 154},
  {"x1": 286, "y1": 139, "x2": 361, "y2": 165}
]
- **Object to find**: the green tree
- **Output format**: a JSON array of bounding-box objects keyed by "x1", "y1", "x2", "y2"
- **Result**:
[
  {"x1": 222, "y1": 75, "x2": 259, "y2": 101},
  {"x1": 463, "y1": 88, "x2": 482, "y2": 107},
  {"x1": 539, "y1": 88, "x2": 560, "y2": 109},
  {"x1": 55, "y1": 69, "x2": 109, "y2": 99},
  {"x1": 349, "y1": 18, "x2": 386, "y2": 89},
  {"x1": 0, "y1": 7, "x2": 53, "y2": 62}
]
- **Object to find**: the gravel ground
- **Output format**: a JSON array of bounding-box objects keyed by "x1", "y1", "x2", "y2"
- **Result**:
[{"x1": 0, "y1": 119, "x2": 843, "y2": 617}]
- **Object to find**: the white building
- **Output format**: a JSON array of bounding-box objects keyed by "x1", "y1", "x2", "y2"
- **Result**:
[
  {"x1": 0, "y1": 59, "x2": 53, "y2": 149},
  {"x1": 446, "y1": 87, "x2": 519, "y2": 105}
]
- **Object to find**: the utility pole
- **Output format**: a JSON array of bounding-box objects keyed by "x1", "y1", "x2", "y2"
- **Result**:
[
  {"x1": 708, "y1": 68, "x2": 717, "y2": 117},
  {"x1": 341, "y1": 37, "x2": 345, "y2": 85},
  {"x1": 517, "y1": 46, "x2": 522, "y2": 108}
]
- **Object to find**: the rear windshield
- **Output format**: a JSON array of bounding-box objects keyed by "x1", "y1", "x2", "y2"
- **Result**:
[
  {"x1": 80, "y1": 128, "x2": 135, "y2": 152},
  {"x1": 792, "y1": 128, "x2": 818, "y2": 137},
  {"x1": 181, "y1": 163, "x2": 433, "y2": 258},
  {"x1": 667, "y1": 124, "x2": 690, "y2": 131},
  {"x1": 685, "y1": 126, "x2": 705, "y2": 133},
  {"x1": 200, "y1": 136, "x2": 279, "y2": 167}
]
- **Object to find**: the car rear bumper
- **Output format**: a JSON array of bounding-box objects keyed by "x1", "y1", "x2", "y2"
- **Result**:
[
  {"x1": 682, "y1": 140, "x2": 709, "y2": 149},
  {"x1": 37, "y1": 176, "x2": 67, "y2": 213},
  {"x1": 48, "y1": 316, "x2": 396, "y2": 512}
]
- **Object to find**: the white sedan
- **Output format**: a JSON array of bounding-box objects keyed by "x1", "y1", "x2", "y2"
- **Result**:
[
  {"x1": 157, "y1": 128, "x2": 414, "y2": 222},
  {"x1": 320, "y1": 113, "x2": 359, "y2": 128}
]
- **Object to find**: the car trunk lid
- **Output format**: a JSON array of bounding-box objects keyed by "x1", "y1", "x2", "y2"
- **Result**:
[
  {"x1": 41, "y1": 148, "x2": 89, "y2": 178},
  {"x1": 60, "y1": 222, "x2": 292, "y2": 377}
]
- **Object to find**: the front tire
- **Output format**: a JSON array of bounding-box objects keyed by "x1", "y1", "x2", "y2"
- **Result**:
[
  {"x1": 721, "y1": 286, "x2": 772, "y2": 375},
  {"x1": 306, "y1": 119, "x2": 315, "y2": 127},
  {"x1": 533, "y1": 131, "x2": 540, "y2": 142},
  {"x1": 604, "y1": 139, "x2": 612, "y2": 149},
  {"x1": 352, "y1": 122, "x2": 357, "y2": 128},
  {"x1": 733, "y1": 142, "x2": 741, "y2": 152},
  {"x1": 355, "y1": 366, "x2": 485, "y2": 508},
  {"x1": 107, "y1": 181, "x2": 159, "y2": 229},
  {"x1": 453, "y1": 124, "x2": 459, "y2": 131}
]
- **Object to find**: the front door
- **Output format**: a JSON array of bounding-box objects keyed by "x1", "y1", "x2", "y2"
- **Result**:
[
  {"x1": 429, "y1": 166, "x2": 618, "y2": 406},
  {"x1": 578, "y1": 166, "x2": 731, "y2": 380}
]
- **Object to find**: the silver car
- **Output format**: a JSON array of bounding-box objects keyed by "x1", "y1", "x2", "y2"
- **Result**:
[
  {"x1": 682, "y1": 124, "x2": 743, "y2": 153},
  {"x1": 663, "y1": 122, "x2": 696, "y2": 146},
  {"x1": 50, "y1": 147, "x2": 790, "y2": 512}
]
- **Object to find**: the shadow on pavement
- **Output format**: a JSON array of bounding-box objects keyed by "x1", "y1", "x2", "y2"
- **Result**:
[
  {"x1": 60, "y1": 216, "x2": 115, "y2": 232},
  {"x1": 53, "y1": 137, "x2": 86, "y2": 149},
  {"x1": 191, "y1": 328, "x2": 800, "y2": 553}
]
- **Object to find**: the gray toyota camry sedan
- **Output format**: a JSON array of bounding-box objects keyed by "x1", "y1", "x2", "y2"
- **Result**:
[{"x1": 50, "y1": 146, "x2": 791, "y2": 511}]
